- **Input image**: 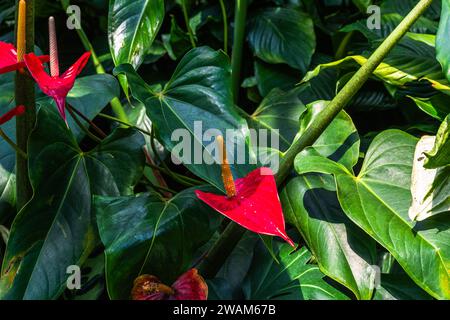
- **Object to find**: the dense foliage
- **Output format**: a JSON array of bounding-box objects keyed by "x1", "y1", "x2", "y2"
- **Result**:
[{"x1": 0, "y1": 0, "x2": 448, "y2": 300}]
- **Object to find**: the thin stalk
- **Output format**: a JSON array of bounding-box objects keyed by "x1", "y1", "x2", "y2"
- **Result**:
[
  {"x1": 15, "y1": 0, "x2": 35, "y2": 210},
  {"x1": 97, "y1": 113, "x2": 152, "y2": 136},
  {"x1": 231, "y1": 0, "x2": 248, "y2": 103},
  {"x1": 0, "y1": 128, "x2": 27, "y2": 159},
  {"x1": 67, "y1": 105, "x2": 107, "y2": 138},
  {"x1": 67, "y1": 107, "x2": 102, "y2": 143},
  {"x1": 60, "y1": 0, "x2": 128, "y2": 123},
  {"x1": 219, "y1": 0, "x2": 228, "y2": 53},
  {"x1": 335, "y1": 31, "x2": 354, "y2": 60},
  {"x1": 198, "y1": 0, "x2": 435, "y2": 279},
  {"x1": 181, "y1": 0, "x2": 196, "y2": 48}
]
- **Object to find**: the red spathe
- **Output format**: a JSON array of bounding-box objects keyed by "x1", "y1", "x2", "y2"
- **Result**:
[{"x1": 196, "y1": 167, "x2": 295, "y2": 247}]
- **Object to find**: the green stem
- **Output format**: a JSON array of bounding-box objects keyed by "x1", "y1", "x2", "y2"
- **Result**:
[
  {"x1": 181, "y1": 0, "x2": 196, "y2": 48},
  {"x1": 0, "y1": 128, "x2": 27, "y2": 160},
  {"x1": 335, "y1": 31, "x2": 354, "y2": 60},
  {"x1": 67, "y1": 105, "x2": 107, "y2": 138},
  {"x1": 219, "y1": 0, "x2": 228, "y2": 53},
  {"x1": 97, "y1": 113, "x2": 152, "y2": 136},
  {"x1": 198, "y1": 0, "x2": 434, "y2": 279},
  {"x1": 60, "y1": 0, "x2": 129, "y2": 123},
  {"x1": 67, "y1": 107, "x2": 102, "y2": 143},
  {"x1": 15, "y1": 0, "x2": 35, "y2": 210},
  {"x1": 231, "y1": 0, "x2": 248, "y2": 103}
]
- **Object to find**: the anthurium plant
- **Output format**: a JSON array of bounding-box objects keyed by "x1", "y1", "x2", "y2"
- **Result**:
[{"x1": 0, "y1": 0, "x2": 448, "y2": 301}]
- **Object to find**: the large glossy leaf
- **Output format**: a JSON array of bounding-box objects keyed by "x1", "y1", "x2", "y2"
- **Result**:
[
  {"x1": 425, "y1": 114, "x2": 450, "y2": 168},
  {"x1": 297, "y1": 101, "x2": 360, "y2": 170},
  {"x1": 108, "y1": 0, "x2": 164, "y2": 69},
  {"x1": 247, "y1": 89, "x2": 307, "y2": 152},
  {"x1": 281, "y1": 173, "x2": 377, "y2": 300},
  {"x1": 115, "y1": 47, "x2": 256, "y2": 192},
  {"x1": 242, "y1": 242, "x2": 349, "y2": 300},
  {"x1": 94, "y1": 188, "x2": 222, "y2": 299},
  {"x1": 0, "y1": 107, "x2": 145, "y2": 300},
  {"x1": 247, "y1": 7, "x2": 316, "y2": 74},
  {"x1": 437, "y1": 0, "x2": 450, "y2": 83},
  {"x1": 409, "y1": 136, "x2": 450, "y2": 221},
  {"x1": 295, "y1": 130, "x2": 450, "y2": 299}
]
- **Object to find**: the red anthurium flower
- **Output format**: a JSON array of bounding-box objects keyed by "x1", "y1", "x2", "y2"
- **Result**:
[
  {"x1": 23, "y1": 51, "x2": 90, "y2": 121},
  {"x1": 131, "y1": 269, "x2": 208, "y2": 300},
  {"x1": 0, "y1": 42, "x2": 49, "y2": 75},
  {"x1": 0, "y1": 105, "x2": 26, "y2": 125},
  {"x1": 195, "y1": 136, "x2": 296, "y2": 248}
]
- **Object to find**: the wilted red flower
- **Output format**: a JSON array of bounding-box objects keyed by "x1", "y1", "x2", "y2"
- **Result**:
[
  {"x1": 0, "y1": 42, "x2": 48, "y2": 74},
  {"x1": 23, "y1": 51, "x2": 90, "y2": 122},
  {"x1": 131, "y1": 269, "x2": 208, "y2": 300},
  {"x1": 195, "y1": 136, "x2": 295, "y2": 247},
  {"x1": 0, "y1": 105, "x2": 26, "y2": 125}
]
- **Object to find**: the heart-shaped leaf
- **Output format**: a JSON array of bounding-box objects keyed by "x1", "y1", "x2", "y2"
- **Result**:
[
  {"x1": 295, "y1": 130, "x2": 450, "y2": 299},
  {"x1": 115, "y1": 47, "x2": 257, "y2": 192},
  {"x1": 242, "y1": 242, "x2": 349, "y2": 300},
  {"x1": 108, "y1": 0, "x2": 164, "y2": 69},
  {"x1": 0, "y1": 107, "x2": 145, "y2": 300},
  {"x1": 281, "y1": 173, "x2": 377, "y2": 300},
  {"x1": 95, "y1": 188, "x2": 222, "y2": 299}
]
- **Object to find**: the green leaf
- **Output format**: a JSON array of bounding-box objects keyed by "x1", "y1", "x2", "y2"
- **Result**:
[
  {"x1": 247, "y1": 7, "x2": 316, "y2": 74},
  {"x1": 281, "y1": 173, "x2": 377, "y2": 300},
  {"x1": 94, "y1": 188, "x2": 222, "y2": 299},
  {"x1": 373, "y1": 273, "x2": 433, "y2": 300},
  {"x1": 342, "y1": 13, "x2": 438, "y2": 41},
  {"x1": 253, "y1": 60, "x2": 299, "y2": 97},
  {"x1": 108, "y1": 0, "x2": 164, "y2": 69},
  {"x1": 437, "y1": 0, "x2": 450, "y2": 83},
  {"x1": 247, "y1": 88, "x2": 307, "y2": 152},
  {"x1": 0, "y1": 107, "x2": 145, "y2": 300},
  {"x1": 115, "y1": 47, "x2": 257, "y2": 192},
  {"x1": 408, "y1": 136, "x2": 450, "y2": 221},
  {"x1": 242, "y1": 242, "x2": 349, "y2": 300},
  {"x1": 408, "y1": 94, "x2": 450, "y2": 121},
  {"x1": 303, "y1": 38, "x2": 450, "y2": 98},
  {"x1": 425, "y1": 114, "x2": 450, "y2": 168},
  {"x1": 295, "y1": 130, "x2": 450, "y2": 299},
  {"x1": 381, "y1": 0, "x2": 441, "y2": 20},
  {"x1": 298, "y1": 101, "x2": 360, "y2": 170}
]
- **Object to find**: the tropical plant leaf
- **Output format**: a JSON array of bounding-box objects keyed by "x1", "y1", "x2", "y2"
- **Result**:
[
  {"x1": 115, "y1": 47, "x2": 257, "y2": 192},
  {"x1": 425, "y1": 114, "x2": 450, "y2": 168},
  {"x1": 281, "y1": 173, "x2": 377, "y2": 300},
  {"x1": 409, "y1": 135, "x2": 450, "y2": 221},
  {"x1": 242, "y1": 242, "x2": 349, "y2": 300},
  {"x1": 94, "y1": 188, "x2": 222, "y2": 299},
  {"x1": 247, "y1": 7, "x2": 316, "y2": 74},
  {"x1": 295, "y1": 130, "x2": 450, "y2": 299},
  {"x1": 108, "y1": 0, "x2": 164, "y2": 69},
  {"x1": 0, "y1": 107, "x2": 145, "y2": 300},
  {"x1": 373, "y1": 273, "x2": 433, "y2": 300}
]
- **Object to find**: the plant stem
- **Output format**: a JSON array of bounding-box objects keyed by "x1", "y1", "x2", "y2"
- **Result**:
[
  {"x1": 181, "y1": 0, "x2": 196, "y2": 48},
  {"x1": 67, "y1": 107, "x2": 102, "y2": 143},
  {"x1": 60, "y1": 0, "x2": 129, "y2": 123},
  {"x1": 15, "y1": 0, "x2": 35, "y2": 210},
  {"x1": 67, "y1": 105, "x2": 107, "y2": 138},
  {"x1": 219, "y1": 0, "x2": 228, "y2": 53},
  {"x1": 231, "y1": 0, "x2": 248, "y2": 103},
  {"x1": 198, "y1": 0, "x2": 434, "y2": 279},
  {"x1": 0, "y1": 128, "x2": 27, "y2": 159},
  {"x1": 276, "y1": 0, "x2": 434, "y2": 185},
  {"x1": 97, "y1": 113, "x2": 152, "y2": 136}
]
